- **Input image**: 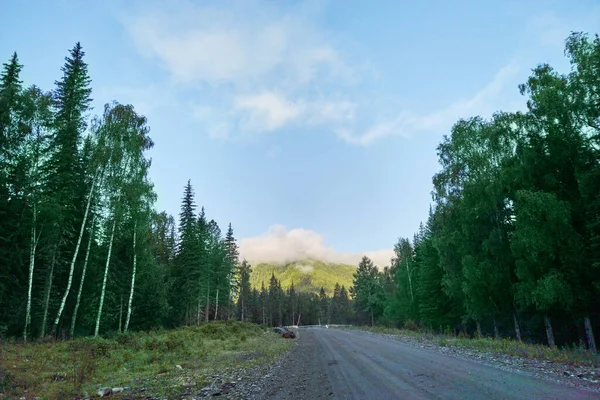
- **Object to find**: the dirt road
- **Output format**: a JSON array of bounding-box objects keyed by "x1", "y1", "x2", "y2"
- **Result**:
[{"x1": 257, "y1": 326, "x2": 599, "y2": 400}]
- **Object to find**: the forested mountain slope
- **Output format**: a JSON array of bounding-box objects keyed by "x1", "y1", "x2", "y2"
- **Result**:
[{"x1": 249, "y1": 260, "x2": 355, "y2": 295}]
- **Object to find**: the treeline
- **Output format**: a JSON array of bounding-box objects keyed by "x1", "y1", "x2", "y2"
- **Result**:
[
  {"x1": 350, "y1": 32, "x2": 600, "y2": 350},
  {"x1": 0, "y1": 42, "x2": 353, "y2": 341},
  {"x1": 237, "y1": 265, "x2": 354, "y2": 326},
  {"x1": 174, "y1": 182, "x2": 355, "y2": 328},
  {"x1": 0, "y1": 43, "x2": 248, "y2": 340}
]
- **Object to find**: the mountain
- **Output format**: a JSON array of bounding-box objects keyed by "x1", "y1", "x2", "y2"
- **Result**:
[{"x1": 249, "y1": 259, "x2": 356, "y2": 295}]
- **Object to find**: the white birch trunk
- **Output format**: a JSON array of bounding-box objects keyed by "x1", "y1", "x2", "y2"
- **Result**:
[
  {"x1": 205, "y1": 282, "x2": 210, "y2": 322},
  {"x1": 24, "y1": 202, "x2": 40, "y2": 342},
  {"x1": 70, "y1": 215, "x2": 95, "y2": 337},
  {"x1": 544, "y1": 315, "x2": 556, "y2": 348},
  {"x1": 197, "y1": 293, "x2": 203, "y2": 325},
  {"x1": 513, "y1": 313, "x2": 522, "y2": 342},
  {"x1": 214, "y1": 288, "x2": 219, "y2": 321},
  {"x1": 584, "y1": 316, "x2": 597, "y2": 353},
  {"x1": 52, "y1": 171, "x2": 100, "y2": 334},
  {"x1": 94, "y1": 217, "x2": 117, "y2": 337},
  {"x1": 406, "y1": 260, "x2": 414, "y2": 304},
  {"x1": 24, "y1": 132, "x2": 43, "y2": 342},
  {"x1": 204, "y1": 282, "x2": 210, "y2": 322},
  {"x1": 124, "y1": 222, "x2": 137, "y2": 333},
  {"x1": 40, "y1": 251, "x2": 56, "y2": 337}
]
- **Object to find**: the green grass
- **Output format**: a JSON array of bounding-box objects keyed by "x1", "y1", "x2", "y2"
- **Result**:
[
  {"x1": 0, "y1": 321, "x2": 293, "y2": 399},
  {"x1": 343, "y1": 325, "x2": 600, "y2": 368},
  {"x1": 250, "y1": 259, "x2": 355, "y2": 295}
]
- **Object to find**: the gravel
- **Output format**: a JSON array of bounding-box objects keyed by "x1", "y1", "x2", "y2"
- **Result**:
[
  {"x1": 361, "y1": 330, "x2": 600, "y2": 395},
  {"x1": 109, "y1": 328, "x2": 600, "y2": 399}
]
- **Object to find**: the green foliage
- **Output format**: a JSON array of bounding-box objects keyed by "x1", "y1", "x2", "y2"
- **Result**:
[
  {"x1": 356, "y1": 31, "x2": 600, "y2": 351},
  {"x1": 351, "y1": 256, "x2": 386, "y2": 325},
  {"x1": 250, "y1": 259, "x2": 355, "y2": 295},
  {"x1": 0, "y1": 322, "x2": 291, "y2": 399}
]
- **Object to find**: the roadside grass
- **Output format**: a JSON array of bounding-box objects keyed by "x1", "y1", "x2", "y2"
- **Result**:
[
  {"x1": 341, "y1": 325, "x2": 600, "y2": 368},
  {"x1": 0, "y1": 321, "x2": 293, "y2": 399}
]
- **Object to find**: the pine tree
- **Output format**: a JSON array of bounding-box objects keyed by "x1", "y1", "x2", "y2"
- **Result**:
[
  {"x1": 350, "y1": 256, "x2": 384, "y2": 326},
  {"x1": 0, "y1": 53, "x2": 24, "y2": 334},
  {"x1": 41, "y1": 43, "x2": 92, "y2": 337},
  {"x1": 224, "y1": 223, "x2": 239, "y2": 319},
  {"x1": 318, "y1": 287, "x2": 328, "y2": 325},
  {"x1": 171, "y1": 180, "x2": 198, "y2": 325},
  {"x1": 0, "y1": 52, "x2": 23, "y2": 165},
  {"x1": 236, "y1": 259, "x2": 252, "y2": 321}
]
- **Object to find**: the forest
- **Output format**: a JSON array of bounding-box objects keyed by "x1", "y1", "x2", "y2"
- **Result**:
[
  {"x1": 349, "y1": 32, "x2": 600, "y2": 351},
  {"x1": 0, "y1": 43, "x2": 352, "y2": 340},
  {"x1": 2, "y1": 32, "x2": 600, "y2": 352}
]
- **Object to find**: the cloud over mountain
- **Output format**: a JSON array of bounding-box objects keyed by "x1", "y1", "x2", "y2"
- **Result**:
[{"x1": 239, "y1": 225, "x2": 394, "y2": 268}]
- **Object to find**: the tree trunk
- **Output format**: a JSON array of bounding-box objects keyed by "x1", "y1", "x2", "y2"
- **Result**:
[
  {"x1": 41, "y1": 250, "x2": 57, "y2": 338},
  {"x1": 278, "y1": 300, "x2": 282, "y2": 326},
  {"x1": 52, "y1": 171, "x2": 99, "y2": 334},
  {"x1": 513, "y1": 313, "x2": 522, "y2": 343},
  {"x1": 118, "y1": 293, "x2": 123, "y2": 334},
  {"x1": 24, "y1": 203, "x2": 41, "y2": 342},
  {"x1": 476, "y1": 321, "x2": 482, "y2": 337},
  {"x1": 544, "y1": 316, "x2": 556, "y2": 348},
  {"x1": 214, "y1": 288, "x2": 219, "y2": 321},
  {"x1": 70, "y1": 216, "x2": 95, "y2": 337},
  {"x1": 241, "y1": 297, "x2": 244, "y2": 322},
  {"x1": 205, "y1": 283, "x2": 210, "y2": 323},
  {"x1": 406, "y1": 260, "x2": 414, "y2": 304},
  {"x1": 95, "y1": 217, "x2": 117, "y2": 337},
  {"x1": 584, "y1": 316, "x2": 597, "y2": 353},
  {"x1": 124, "y1": 222, "x2": 137, "y2": 333},
  {"x1": 197, "y1": 291, "x2": 203, "y2": 325},
  {"x1": 493, "y1": 318, "x2": 500, "y2": 340},
  {"x1": 370, "y1": 308, "x2": 374, "y2": 326}
]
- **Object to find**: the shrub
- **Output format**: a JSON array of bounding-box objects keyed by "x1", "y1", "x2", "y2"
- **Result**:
[{"x1": 403, "y1": 319, "x2": 419, "y2": 332}]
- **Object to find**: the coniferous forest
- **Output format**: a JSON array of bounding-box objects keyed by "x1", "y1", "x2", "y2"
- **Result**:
[{"x1": 2, "y1": 31, "x2": 600, "y2": 353}]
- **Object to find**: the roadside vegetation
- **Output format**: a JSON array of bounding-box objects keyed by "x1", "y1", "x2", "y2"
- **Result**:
[{"x1": 0, "y1": 321, "x2": 293, "y2": 399}]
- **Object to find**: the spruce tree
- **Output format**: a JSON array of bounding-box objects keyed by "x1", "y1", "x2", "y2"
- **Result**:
[
  {"x1": 236, "y1": 259, "x2": 252, "y2": 321},
  {"x1": 224, "y1": 223, "x2": 239, "y2": 319}
]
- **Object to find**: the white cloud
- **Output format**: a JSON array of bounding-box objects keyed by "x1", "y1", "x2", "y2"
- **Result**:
[
  {"x1": 231, "y1": 91, "x2": 357, "y2": 132},
  {"x1": 239, "y1": 225, "x2": 394, "y2": 268},
  {"x1": 123, "y1": 0, "x2": 363, "y2": 136},
  {"x1": 336, "y1": 60, "x2": 524, "y2": 145},
  {"x1": 124, "y1": 0, "x2": 347, "y2": 86},
  {"x1": 234, "y1": 92, "x2": 305, "y2": 131},
  {"x1": 122, "y1": 2, "x2": 596, "y2": 145},
  {"x1": 296, "y1": 264, "x2": 314, "y2": 273}
]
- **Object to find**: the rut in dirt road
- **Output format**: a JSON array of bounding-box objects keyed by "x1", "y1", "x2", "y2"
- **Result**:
[{"x1": 260, "y1": 327, "x2": 599, "y2": 400}]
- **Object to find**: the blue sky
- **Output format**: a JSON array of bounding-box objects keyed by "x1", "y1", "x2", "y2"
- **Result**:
[{"x1": 2, "y1": 0, "x2": 600, "y2": 266}]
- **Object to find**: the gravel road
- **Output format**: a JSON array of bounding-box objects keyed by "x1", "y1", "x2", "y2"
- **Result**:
[{"x1": 257, "y1": 326, "x2": 599, "y2": 400}]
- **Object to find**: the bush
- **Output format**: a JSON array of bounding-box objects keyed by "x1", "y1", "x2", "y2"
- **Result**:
[{"x1": 403, "y1": 319, "x2": 419, "y2": 332}]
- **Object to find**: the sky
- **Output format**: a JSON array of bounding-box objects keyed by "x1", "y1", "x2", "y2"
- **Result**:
[{"x1": 2, "y1": 0, "x2": 600, "y2": 267}]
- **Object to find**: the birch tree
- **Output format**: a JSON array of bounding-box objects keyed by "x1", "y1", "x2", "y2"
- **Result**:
[
  {"x1": 19, "y1": 86, "x2": 52, "y2": 341},
  {"x1": 94, "y1": 102, "x2": 151, "y2": 337}
]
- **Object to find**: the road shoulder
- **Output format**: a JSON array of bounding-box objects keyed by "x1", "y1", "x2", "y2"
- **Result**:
[{"x1": 250, "y1": 328, "x2": 334, "y2": 400}]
